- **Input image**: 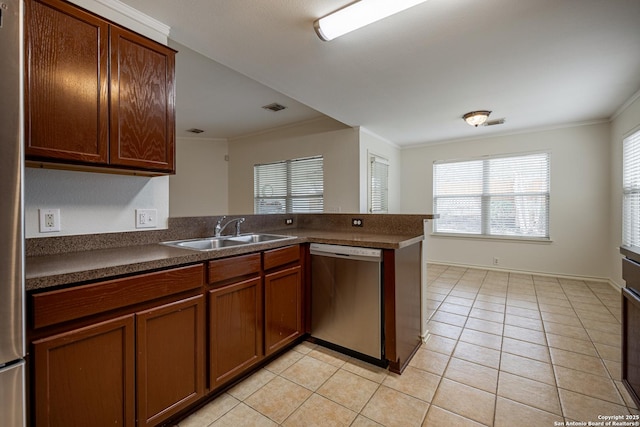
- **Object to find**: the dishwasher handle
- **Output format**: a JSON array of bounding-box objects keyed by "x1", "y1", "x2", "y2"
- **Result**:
[{"x1": 310, "y1": 243, "x2": 382, "y2": 262}]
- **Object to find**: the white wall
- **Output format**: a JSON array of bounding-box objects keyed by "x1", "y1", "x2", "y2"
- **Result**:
[
  {"x1": 227, "y1": 118, "x2": 358, "y2": 214},
  {"x1": 169, "y1": 137, "x2": 229, "y2": 217},
  {"x1": 359, "y1": 128, "x2": 402, "y2": 213},
  {"x1": 25, "y1": 169, "x2": 169, "y2": 237},
  {"x1": 400, "y1": 123, "x2": 612, "y2": 279},
  {"x1": 610, "y1": 92, "x2": 640, "y2": 287},
  {"x1": 25, "y1": 0, "x2": 171, "y2": 238}
]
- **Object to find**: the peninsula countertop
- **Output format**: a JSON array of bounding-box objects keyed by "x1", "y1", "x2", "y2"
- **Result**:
[{"x1": 26, "y1": 214, "x2": 436, "y2": 291}]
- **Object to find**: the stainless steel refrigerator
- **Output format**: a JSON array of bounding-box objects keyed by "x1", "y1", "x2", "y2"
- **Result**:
[{"x1": 0, "y1": 0, "x2": 26, "y2": 425}]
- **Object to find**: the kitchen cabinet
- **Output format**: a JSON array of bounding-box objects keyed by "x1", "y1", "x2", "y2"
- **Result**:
[
  {"x1": 622, "y1": 255, "x2": 640, "y2": 407},
  {"x1": 208, "y1": 253, "x2": 263, "y2": 389},
  {"x1": 207, "y1": 245, "x2": 303, "y2": 388},
  {"x1": 30, "y1": 264, "x2": 204, "y2": 427},
  {"x1": 383, "y1": 243, "x2": 423, "y2": 374},
  {"x1": 264, "y1": 245, "x2": 303, "y2": 356},
  {"x1": 33, "y1": 315, "x2": 136, "y2": 427},
  {"x1": 136, "y1": 295, "x2": 205, "y2": 427},
  {"x1": 25, "y1": 0, "x2": 176, "y2": 175}
]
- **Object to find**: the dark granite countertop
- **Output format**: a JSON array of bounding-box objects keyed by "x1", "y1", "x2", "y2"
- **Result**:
[
  {"x1": 621, "y1": 245, "x2": 640, "y2": 264},
  {"x1": 26, "y1": 214, "x2": 435, "y2": 292}
]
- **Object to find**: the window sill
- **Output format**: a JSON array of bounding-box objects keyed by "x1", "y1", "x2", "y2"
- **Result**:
[{"x1": 430, "y1": 232, "x2": 552, "y2": 244}]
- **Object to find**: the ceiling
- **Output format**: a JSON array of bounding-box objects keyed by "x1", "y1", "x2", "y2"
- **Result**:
[{"x1": 119, "y1": 0, "x2": 640, "y2": 147}]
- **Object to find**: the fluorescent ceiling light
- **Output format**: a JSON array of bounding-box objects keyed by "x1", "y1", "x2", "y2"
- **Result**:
[{"x1": 314, "y1": 0, "x2": 428, "y2": 42}]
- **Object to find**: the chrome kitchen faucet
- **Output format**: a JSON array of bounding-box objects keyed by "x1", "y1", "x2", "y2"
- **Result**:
[{"x1": 215, "y1": 216, "x2": 246, "y2": 237}]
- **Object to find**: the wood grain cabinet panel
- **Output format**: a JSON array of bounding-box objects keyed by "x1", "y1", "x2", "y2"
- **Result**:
[
  {"x1": 209, "y1": 277, "x2": 264, "y2": 389},
  {"x1": 25, "y1": 0, "x2": 109, "y2": 164},
  {"x1": 25, "y1": 0, "x2": 176, "y2": 174},
  {"x1": 33, "y1": 315, "x2": 135, "y2": 427},
  {"x1": 110, "y1": 27, "x2": 175, "y2": 172},
  {"x1": 136, "y1": 295, "x2": 205, "y2": 426},
  {"x1": 264, "y1": 265, "x2": 303, "y2": 356}
]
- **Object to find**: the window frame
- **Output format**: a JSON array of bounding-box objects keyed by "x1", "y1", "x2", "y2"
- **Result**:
[
  {"x1": 253, "y1": 155, "x2": 324, "y2": 214},
  {"x1": 432, "y1": 151, "x2": 551, "y2": 241},
  {"x1": 623, "y1": 129, "x2": 640, "y2": 248},
  {"x1": 368, "y1": 152, "x2": 389, "y2": 214}
]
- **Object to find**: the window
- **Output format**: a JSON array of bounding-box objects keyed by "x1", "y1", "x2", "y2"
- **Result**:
[
  {"x1": 433, "y1": 152, "x2": 550, "y2": 239},
  {"x1": 369, "y1": 154, "x2": 389, "y2": 213},
  {"x1": 254, "y1": 156, "x2": 323, "y2": 214},
  {"x1": 623, "y1": 130, "x2": 640, "y2": 247}
]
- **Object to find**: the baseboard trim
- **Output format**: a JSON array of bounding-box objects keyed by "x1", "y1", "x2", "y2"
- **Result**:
[{"x1": 426, "y1": 260, "x2": 617, "y2": 288}]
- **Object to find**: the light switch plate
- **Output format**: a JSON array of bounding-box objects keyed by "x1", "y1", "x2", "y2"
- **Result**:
[
  {"x1": 39, "y1": 208, "x2": 61, "y2": 232},
  {"x1": 135, "y1": 209, "x2": 157, "y2": 228}
]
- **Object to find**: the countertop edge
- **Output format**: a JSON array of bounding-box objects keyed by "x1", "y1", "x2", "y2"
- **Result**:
[{"x1": 26, "y1": 232, "x2": 424, "y2": 291}]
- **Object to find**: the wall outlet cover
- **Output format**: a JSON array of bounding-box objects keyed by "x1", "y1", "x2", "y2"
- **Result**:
[
  {"x1": 39, "y1": 208, "x2": 61, "y2": 233},
  {"x1": 136, "y1": 209, "x2": 158, "y2": 228}
]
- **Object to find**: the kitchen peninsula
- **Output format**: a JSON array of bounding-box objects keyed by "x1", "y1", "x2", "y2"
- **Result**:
[{"x1": 25, "y1": 213, "x2": 435, "y2": 426}]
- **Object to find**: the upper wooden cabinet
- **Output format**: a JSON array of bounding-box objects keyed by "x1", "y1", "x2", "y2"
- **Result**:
[
  {"x1": 25, "y1": 0, "x2": 176, "y2": 175},
  {"x1": 110, "y1": 27, "x2": 175, "y2": 172}
]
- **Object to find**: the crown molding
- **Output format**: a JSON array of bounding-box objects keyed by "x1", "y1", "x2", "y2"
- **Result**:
[{"x1": 92, "y1": 0, "x2": 170, "y2": 37}]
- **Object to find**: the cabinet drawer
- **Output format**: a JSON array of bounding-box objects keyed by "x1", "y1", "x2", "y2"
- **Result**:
[
  {"x1": 208, "y1": 253, "x2": 261, "y2": 284},
  {"x1": 32, "y1": 264, "x2": 204, "y2": 329},
  {"x1": 263, "y1": 245, "x2": 300, "y2": 271}
]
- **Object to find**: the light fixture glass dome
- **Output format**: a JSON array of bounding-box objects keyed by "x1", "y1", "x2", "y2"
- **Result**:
[{"x1": 463, "y1": 110, "x2": 492, "y2": 127}]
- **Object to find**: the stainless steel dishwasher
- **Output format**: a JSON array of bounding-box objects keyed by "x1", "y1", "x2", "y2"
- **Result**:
[{"x1": 310, "y1": 243, "x2": 384, "y2": 365}]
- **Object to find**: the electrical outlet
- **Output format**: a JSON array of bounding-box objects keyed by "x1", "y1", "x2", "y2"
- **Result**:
[
  {"x1": 352, "y1": 218, "x2": 363, "y2": 227},
  {"x1": 136, "y1": 209, "x2": 157, "y2": 229},
  {"x1": 285, "y1": 218, "x2": 294, "y2": 225},
  {"x1": 39, "y1": 208, "x2": 61, "y2": 232},
  {"x1": 493, "y1": 257, "x2": 499, "y2": 265}
]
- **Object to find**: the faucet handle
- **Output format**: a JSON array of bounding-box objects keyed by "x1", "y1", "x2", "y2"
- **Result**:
[
  {"x1": 215, "y1": 215, "x2": 227, "y2": 226},
  {"x1": 234, "y1": 217, "x2": 246, "y2": 236}
]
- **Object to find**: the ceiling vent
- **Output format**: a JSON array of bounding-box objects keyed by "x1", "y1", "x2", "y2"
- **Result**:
[
  {"x1": 186, "y1": 128, "x2": 205, "y2": 134},
  {"x1": 483, "y1": 118, "x2": 506, "y2": 127},
  {"x1": 262, "y1": 103, "x2": 287, "y2": 112}
]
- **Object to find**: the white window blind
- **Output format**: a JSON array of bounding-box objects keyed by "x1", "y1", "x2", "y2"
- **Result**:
[
  {"x1": 623, "y1": 130, "x2": 640, "y2": 247},
  {"x1": 433, "y1": 152, "x2": 550, "y2": 238},
  {"x1": 369, "y1": 155, "x2": 389, "y2": 213},
  {"x1": 254, "y1": 156, "x2": 324, "y2": 214}
]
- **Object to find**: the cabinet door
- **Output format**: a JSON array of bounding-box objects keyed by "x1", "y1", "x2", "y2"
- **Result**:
[
  {"x1": 33, "y1": 315, "x2": 135, "y2": 427},
  {"x1": 136, "y1": 295, "x2": 205, "y2": 427},
  {"x1": 25, "y1": 0, "x2": 109, "y2": 164},
  {"x1": 623, "y1": 287, "x2": 640, "y2": 407},
  {"x1": 264, "y1": 265, "x2": 303, "y2": 356},
  {"x1": 209, "y1": 277, "x2": 264, "y2": 389},
  {"x1": 110, "y1": 26, "x2": 176, "y2": 173}
]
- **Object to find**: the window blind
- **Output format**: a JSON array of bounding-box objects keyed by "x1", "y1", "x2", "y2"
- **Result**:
[
  {"x1": 623, "y1": 130, "x2": 640, "y2": 247},
  {"x1": 433, "y1": 152, "x2": 550, "y2": 238},
  {"x1": 370, "y1": 155, "x2": 389, "y2": 213},
  {"x1": 254, "y1": 156, "x2": 324, "y2": 214}
]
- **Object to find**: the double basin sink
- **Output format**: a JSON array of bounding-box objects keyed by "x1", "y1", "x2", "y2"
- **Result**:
[{"x1": 162, "y1": 233, "x2": 295, "y2": 252}]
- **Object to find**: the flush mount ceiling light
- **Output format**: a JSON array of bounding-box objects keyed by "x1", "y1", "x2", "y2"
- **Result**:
[
  {"x1": 313, "y1": 0, "x2": 429, "y2": 42},
  {"x1": 463, "y1": 110, "x2": 492, "y2": 127}
]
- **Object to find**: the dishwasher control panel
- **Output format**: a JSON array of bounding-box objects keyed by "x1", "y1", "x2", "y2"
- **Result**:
[{"x1": 310, "y1": 243, "x2": 381, "y2": 259}]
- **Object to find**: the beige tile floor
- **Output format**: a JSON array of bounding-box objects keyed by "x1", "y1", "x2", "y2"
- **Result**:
[{"x1": 176, "y1": 264, "x2": 638, "y2": 426}]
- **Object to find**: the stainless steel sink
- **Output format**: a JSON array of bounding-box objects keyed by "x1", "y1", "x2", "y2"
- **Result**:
[
  {"x1": 161, "y1": 233, "x2": 295, "y2": 252},
  {"x1": 226, "y1": 233, "x2": 291, "y2": 244}
]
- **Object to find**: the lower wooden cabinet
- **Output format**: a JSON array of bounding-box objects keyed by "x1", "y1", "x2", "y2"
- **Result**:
[
  {"x1": 33, "y1": 314, "x2": 136, "y2": 427},
  {"x1": 136, "y1": 295, "x2": 205, "y2": 426},
  {"x1": 209, "y1": 277, "x2": 263, "y2": 389},
  {"x1": 30, "y1": 246, "x2": 306, "y2": 426},
  {"x1": 30, "y1": 264, "x2": 205, "y2": 427},
  {"x1": 622, "y1": 256, "x2": 640, "y2": 408},
  {"x1": 264, "y1": 265, "x2": 303, "y2": 356}
]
